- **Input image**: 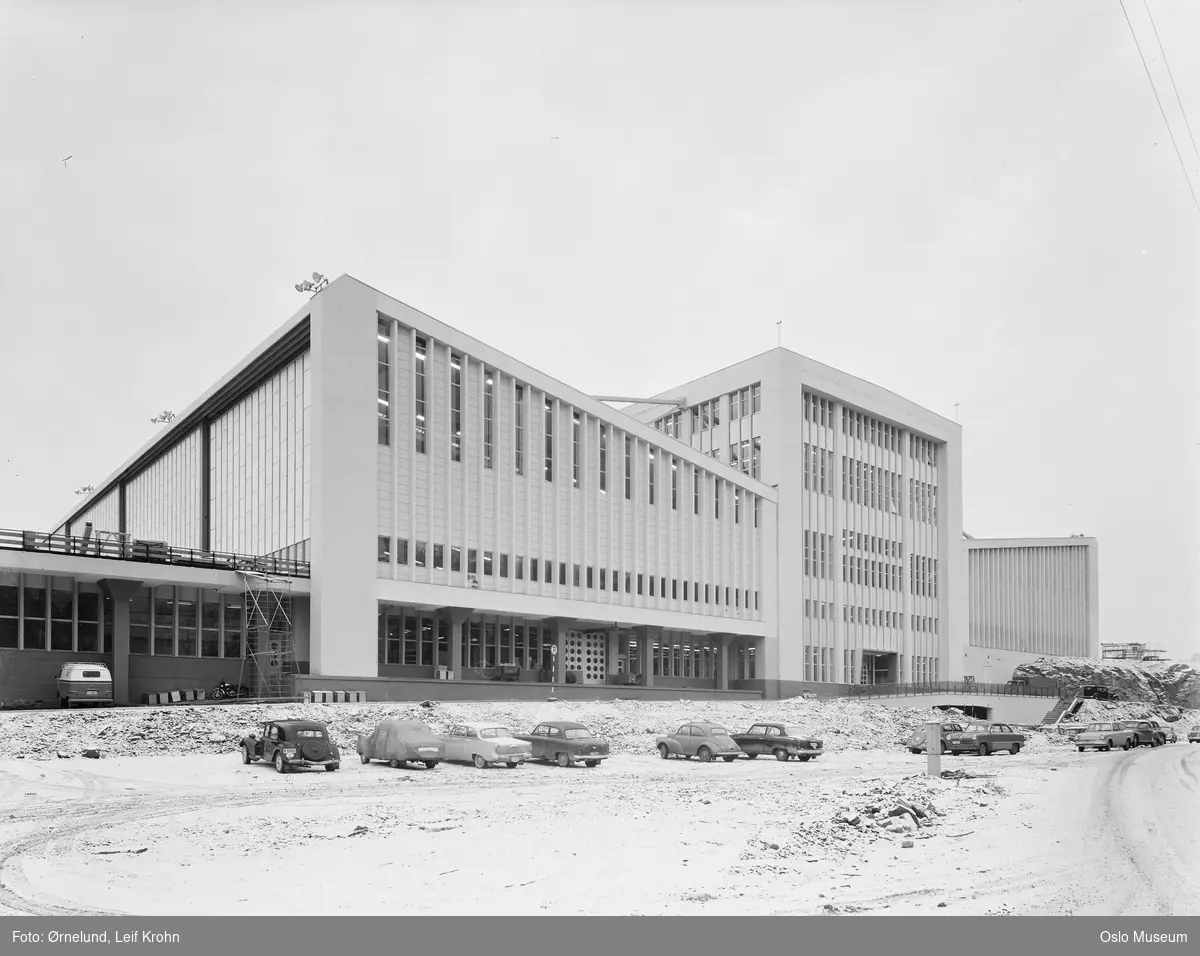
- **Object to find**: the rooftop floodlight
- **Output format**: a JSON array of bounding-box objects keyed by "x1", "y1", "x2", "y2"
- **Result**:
[{"x1": 296, "y1": 273, "x2": 329, "y2": 296}]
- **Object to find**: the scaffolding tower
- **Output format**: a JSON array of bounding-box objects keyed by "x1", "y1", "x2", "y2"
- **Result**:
[{"x1": 237, "y1": 570, "x2": 299, "y2": 700}]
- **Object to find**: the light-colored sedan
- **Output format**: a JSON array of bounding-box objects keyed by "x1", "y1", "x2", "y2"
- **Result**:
[
  {"x1": 442, "y1": 722, "x2": 533, "y2": 769},
  {"x1": 1074, "y1": 721, "x2": 1137, "y2": 752},
  {"x1": 655, "y1": 721, "x2": 743, "y2": 762},
  {"x1": 1188, "y1": 725, "x2": 1200, "y2": 744}
]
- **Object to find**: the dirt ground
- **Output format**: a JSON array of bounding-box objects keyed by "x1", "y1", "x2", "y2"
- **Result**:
[{"x1": 0, "y1": 736, "x2": 1195, "y2": 915}]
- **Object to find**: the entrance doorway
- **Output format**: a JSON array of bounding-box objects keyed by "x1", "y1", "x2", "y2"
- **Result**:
[{"x1": 860, "y1": 651, "x2": 898, "y2": 685}]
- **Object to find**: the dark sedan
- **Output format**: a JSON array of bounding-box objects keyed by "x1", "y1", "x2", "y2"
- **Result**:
[
  {"x1": 730, "y1": 723, "x2": 824, "y2": 761},
  {"x1": 514, "y1": 721, "x2": 610, "y2": 768}
]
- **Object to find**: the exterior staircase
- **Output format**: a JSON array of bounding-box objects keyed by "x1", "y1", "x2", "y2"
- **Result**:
[{"x1": 1041, "y1": 697, "x2": 1082, "y2": 725}]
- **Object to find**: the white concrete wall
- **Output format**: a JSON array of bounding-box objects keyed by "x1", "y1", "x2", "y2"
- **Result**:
[
  {"x1": 209, "y1": 351, "x2": 311, "y2": 556},
  {"x1": 124, "y1": 427, "x2": 204, "y2": 547},
  {"x1": 627, "y1": 348, "x2": 965, "y2": 687},
  {"x1": 965, "y1": 537, "x2": 1099, "y2": 681},
  {"x1": 71, "y1": 488, "x2": 121, "y2": 536},
  {"x1": 370, "y1": 284, "x2": 771, "y2": 635}
]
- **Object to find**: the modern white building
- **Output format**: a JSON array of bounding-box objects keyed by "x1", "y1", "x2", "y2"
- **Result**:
[
  {"x1": 963, "y1": 535, "x2": 1100, "y2": 682},
  {"x1": 0, "y1": 274, "x2": 1094, "y2": 707},
  {"x1": 627, "y1": 351, "x2": 966, "y2": 693}
]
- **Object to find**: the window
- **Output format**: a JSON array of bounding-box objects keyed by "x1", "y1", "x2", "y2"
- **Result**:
[
  {"x1": 572, "y1": 411, "x2": 581, "y2": 488},
  {"x1": 714, "y1": 480, "x2": 720, "y2": 520},
  {"x1": 451, "y1": 546, "x2": 461, "y2": 573},
  {"x1": 515, "y1": 556, "x2": 524, "y2": 580},
  {"x1": 690, "y1": 405, "x2": 699, "y2": 435},
  {"x1": 398, "y1": 539, "x2": 409, "y2": 565},
  {"x1": 377, "y1": 318, "x2": 390, "y2": 445},
  {"x1": 561, "y1": 563, "x2": 568, "y2": 586},
  {"x1": 735, "y1": 489, "x2": 740, "y2": 524},
  {"x1": 544, "y1": 397, "x2": 554, "y2": 482},
  {"x1": 153, "y1": 586, "x2": 174, "y2": 656},
  {"x1": 414, "y1": 336, "x2": 427, "y2": 453},
  {"x1": 600, "y1": 567, "x2": 607, "y2": 590},
  {"x1": 415, "y1": 541, "x2": 427, "y2": 568},
  {"x1": 693, "y1": 466, "x2": 700, "y2": 515},
  {"x1": 514, "y1": 384, "x2": 525, "y2": 475},
  {"x1": 0, "y1": 572, "x2": 17, "y2": 649},
  {"x1": 222, "y1": 597, "x2": 242, "y2": 659},
  {"x1": 377, "y1": 536, "x2": 391, "y2": 563},
  {"x1": 450, "y1": 352, "x2": 462, "y2": 461},
  {"x1": 751, "y1": 383, "x2": 761, "y2": 413},
  {"x1": 176, "y1": 587, "x2": 197, "y2": 657},
  {"x1": 573, "y1": 564, "x2": 581, "y2": 587},
  {"x1": 624, "y1": 435, "x2": 632, "y2": 499},
  {"x1": 500, "y1": 554, "x2": 509, "y2": 578},
  {"x1": 468, "y1": 548, "x2": 477, "y2": 573},
  {"x1": 483, "y1": 551, "x2": 493, "y2": 576},
  {"x1": 729, "y1": 393, "x2": 737, "y2": 421},
  {"x1": 637, "y1": 574, "x2": 643, "y2": 595},
  {"x1": 586, "y1": 566, "x2": 593, "y2": 589},
  {"x1": 751, "y1": 438, "x2": 761, "y2": 479},
  {"x1": 671, "y1": 457, "x2": 678, "y2": 509},
  {"x1": 484, "y1": 369, "x2": 494, "y2": 468},
  {"x1": 50, "y1": 578, "x2": 72, "y2": 651},
  {"x1": 199, "y1": 590, "x2": 218, "y2": 658},
  {"x1": 648, "y1": 448, "x2": 656, "y2": 505},
  {"x1": 433, "y1": 544, "x2": 444, "y2": 570},
  {"x1": 754, "y1": 497, "x2": 760, "y2": 528},
  {"x1": 546, "y1": 561, "x2": 553, "y2": 584},
  {"x1": 599, "y1": 424, "x2": 608, "y2": 493}
]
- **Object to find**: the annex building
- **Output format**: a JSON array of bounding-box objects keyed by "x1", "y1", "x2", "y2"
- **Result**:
[{"x1": 0, "y1": 275, "x2": 1098, "y2": 706}]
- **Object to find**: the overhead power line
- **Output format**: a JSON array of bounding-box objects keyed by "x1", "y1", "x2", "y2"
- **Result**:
[
  {"x1": 1120, "y1": 0, "x2": 1200, "y2": 215},
  {"x1": 1142, "y1": 0, "x2": 1200, "y2": 170}
]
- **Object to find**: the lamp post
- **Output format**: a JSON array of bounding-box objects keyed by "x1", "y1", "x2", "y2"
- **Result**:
[{"x1": 549, "y1": 644, "x2": 558, "y2": 701}]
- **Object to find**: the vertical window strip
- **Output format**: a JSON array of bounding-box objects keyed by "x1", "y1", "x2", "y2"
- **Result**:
[
  {"x1": 377, "y1": 318, "x2": 391, "y2": 445},
  {"x1": 514, "y1": 384, "x2": 524, "y2": 475},
  {"x1": 483, "y1": 369, "x2": 494, "y2": 468},
  {"x1": 648, "y1": 448, "x2": 655, "y2": 505},
  {"x1": 599, "y1": 424, "x2": 607, "y2": 492},
  {"x1": 544, "y1": 397, "x2": 554, "y2": 482},
  {"x1": 414, "y1": 336, "x2": 427, "y2": 453},
  {"x1": 450, "y1": 352, "x2": 462, "y2": 462},
  {"x1": 572, "y1": 411, "x2": 581, "y2": 488},
  {"x1": 624, "y1": 435, "x2": 632, "y2": 500}
]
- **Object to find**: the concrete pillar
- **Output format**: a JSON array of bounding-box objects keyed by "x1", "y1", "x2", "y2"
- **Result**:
[
  {"x1": 606, "y1": 629, "x2": 620, "y2": 683},
  {"x1": 97, "y1": 578, "x2": 143, "y2": 705},
  {"x1": 718, "y1": 636, "x2": 730, "y2": 691},
  {"x1": 851, "y1": 649, "x2": 862, "y2": 685},
  {"x1": 442, "y1": 607, "x2": 472, "y2": 680},
  {"x1": 634, "y1": 625, "x2": 655, "y2": 687}
]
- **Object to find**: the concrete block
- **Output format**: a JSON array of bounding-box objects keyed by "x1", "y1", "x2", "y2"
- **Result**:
[
  {"x1": 168, "y1": 691, "x2": 182, "y2": 703},
  {"x1": 302, "y1": 691, "x2": 313, "y2": 703},
  {"x1": 183, "y1": 689, "x2": 196, "y2": 702},
  {"x1": 195, "y1": 689, "x2": 206, "y2": 701},
  {"x1": 353, "y1": 690, "x2": 367, "y2": 703},
  {"x1": 334, "y1": 690, "x2": 347, "y2": 703},
  {"x1": 144, "y1": 693, "x2": 158, "y2": 705}
]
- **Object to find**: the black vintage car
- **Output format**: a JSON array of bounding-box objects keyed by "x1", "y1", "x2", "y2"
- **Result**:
[
  {"x1": 1118, "y1": 720, "x2": 1166, "y2": 747},
  {"x1": 240, "y1": 720, "x2": 341, "y2": 773},
  {"x1": 730, "y1": 723, "x2": 824, "y2": 761},
  {"x1": 514, "y1": 721, "x2": 611, "y2": 767}
]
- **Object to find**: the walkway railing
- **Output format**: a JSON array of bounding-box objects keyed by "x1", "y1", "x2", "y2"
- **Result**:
[
  {"x1": 0, "y1": 528, "x2": 311, "y2": 579},
  {"x1": 847, "y1": 680, "x2": 1061, "y2": 700}
]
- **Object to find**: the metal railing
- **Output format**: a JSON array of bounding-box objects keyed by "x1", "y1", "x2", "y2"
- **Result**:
[
  {"x1": 847, "y1": 680, "x2": 1061, "y2": 700},
  {"x1": 0, "y1": 528, "x2": 311, "y2": 579}
]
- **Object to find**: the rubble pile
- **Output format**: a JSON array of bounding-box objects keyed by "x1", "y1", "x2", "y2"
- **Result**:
[
  {"x1": 1014, "y1": 656, "x2": 1200, "y2": 708},
  {"x1": 736, "y1": 774, "x2": 1007, "y2": 868},
  {"x1": 1063, "y1": 699, "x2": 1197, "y2": 726},
  {"x1": 0, "y1": 695, "x2": 1081, "y2": 761}
]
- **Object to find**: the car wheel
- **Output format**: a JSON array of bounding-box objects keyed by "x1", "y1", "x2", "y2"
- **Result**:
[
  {"x1": 774, "y1": 748, "x2": 789, "y2": 762},
  {"x1": 697, "y1": 747, "x2": 713, "y2": 763},
  {"x1": 940, "y1": 741, "x2": 948, "y2": 754},
  {"x1": 977, "y1": 743, "x2": 989, "y2": 757},
  {"x1": 506, "y1": 761, "x2": 519, "y2": 769},
  {"x1": 473, "y1": 755, "x2": 487, "y2": 769},
  {"x1": 388, "y1": 758, "x2": 401, "y2": 769},
  {"x1": 326, "y1": 763, "x2": 338, "y2": 772},
  {"x1": 1102, "y1": 743, "x2": 1111, "y2": 752},
  {"x1": 1078, "y1": 746, "x2": 1085, "y2": 752},
  {"x1": 241, "y1": 745, "x2": 251, "y2": 765},
  {"x1": 556, "y1": 752, "x2": 571, "y2": 768},
  {"x1": 360, "y1": 753, "x2": 371, "y2": 764},
  {"x1": 1010, "y1": 745, "x2": 1020, "y2": 755},
  {"x1": 909, "y1": 748, "x2": 921, "y2": 754},
  {"x1": 798, "y1": 755, "x2": 812, "y2": 761},
  {"x1": 274, "y1": 752, "x2": 287, "y2": 774},
  {"x1": 722, "y1": 755, "x2": 736, "y2": 763},
  {"x1": 658, "y1": 744, "x2": 671, "y2": 760},
  {"x1": 424, "y1": 760, "x2": 438, "y2": 769},
  {"x1": 1122, "y1": 740, "x2": 1131, "y2": 750},
  {"x1": 584, "y1": 760, "x2": 600, "y2": 768}
]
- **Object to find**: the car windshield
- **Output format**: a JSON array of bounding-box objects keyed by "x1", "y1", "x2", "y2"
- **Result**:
[
  {"x1": 1085, "y1": 724, "x2": 1104, "y2": 732},
  {"x1": 478, "y1": 728, "x2": 511, "y2": 739},
  {"x1": 563, "y1": 729, "x2": 592, "y2": 739},
  {"x1": 295, "y1": 729, "x2": 325, "y2": 738}
]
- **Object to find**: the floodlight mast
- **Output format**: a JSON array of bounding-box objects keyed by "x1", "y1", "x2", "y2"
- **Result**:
[{"x1": 294, "y1": 273, "x2": 329, "y2": 296}]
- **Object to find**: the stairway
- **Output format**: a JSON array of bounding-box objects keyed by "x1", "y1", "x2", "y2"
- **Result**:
[{"x1": 1041, "y1": 697, "x2": 1080, "y2": 725}]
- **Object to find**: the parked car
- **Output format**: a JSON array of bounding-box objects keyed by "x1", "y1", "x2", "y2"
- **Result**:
[
  {"x1": 730, "y1": 723, "x2": 824, "y2": 761},
  {"x1": 56, "y1": 662, "x2": 114, "y2": 708},
  {"x1": 905, "y1": 721, "x2": 965, "y2": 754},
  {"x1": 1074, "y1": 721, "x2": 1138, "y2": 752},
  {"x1": 442, "y1": 722, "x2": 532, "y2": 769},
  {"x1": 1080, "y1": 684, "x2": 1121, "y2": 701},
  {"x1": 1146, "y1": 719, "x2": 1178, "y2": 744},
  {"x1": 1188, "y1": 725, "x2": 1200, "y2": 744},
  {"x1": 1118, "y1": 720, "x2": 1166, "y2": 747},
  {"x1": 655, "y1": 722, "x2": 743, "y2": 762},
  {"x1": 943, "y1": 721, "x2": 1026, "y2": 756},
  {"x1": 240, "y1": 720, "x2": 341, "y2": 773},
  {"x1": 358, "y1": 718, "x2": 445, "y2": 769},
  {"x1": 513, "y1": 721, "x2": 610, "y2": 768}
]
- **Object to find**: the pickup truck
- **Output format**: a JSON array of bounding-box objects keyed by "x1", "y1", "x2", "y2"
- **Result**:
[{"x1": 1073, "y1": 721, "x2": 1137, "y2": 752}]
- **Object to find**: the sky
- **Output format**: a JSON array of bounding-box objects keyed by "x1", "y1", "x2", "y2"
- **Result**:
[{"x1": 1, "y1": 1, "x2": 1197, "y2": 660}]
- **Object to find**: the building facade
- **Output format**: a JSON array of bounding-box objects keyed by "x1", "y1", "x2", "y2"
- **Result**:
[
  {"x1": 627, "y1": 350, "x2": 967, "y2": 691},
  {"x1": 0, "y1": 274, "x2": 1095, "y2": 706},
  {"x1": 963, "y1": 536, "x2": 1100, "y2": 681}
]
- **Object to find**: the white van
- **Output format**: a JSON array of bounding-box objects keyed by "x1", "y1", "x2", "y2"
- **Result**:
[{"x1": 56, "y1": 662, "x2": 114, "y2": 708}]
